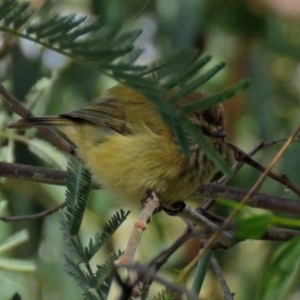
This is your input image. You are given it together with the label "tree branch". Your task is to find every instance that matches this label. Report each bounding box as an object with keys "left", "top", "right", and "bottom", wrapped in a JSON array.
[
  {"left": 198, "top": 183, "right": 300, "bottom": 216},
  {"left": 0, "top": 83, "right": 75, "bottom": 155},
  {"left": 0, "top": 202, "right": 66, "bottom": 222}
]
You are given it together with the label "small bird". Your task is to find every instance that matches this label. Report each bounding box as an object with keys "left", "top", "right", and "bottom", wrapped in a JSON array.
[{"left": 9, "top": 84, "right": 225, "bottom": 209}]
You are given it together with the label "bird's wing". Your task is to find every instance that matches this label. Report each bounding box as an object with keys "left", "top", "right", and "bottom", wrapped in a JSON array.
[{"left": 61, "top": 97, "right": 132, "bottom": 135}]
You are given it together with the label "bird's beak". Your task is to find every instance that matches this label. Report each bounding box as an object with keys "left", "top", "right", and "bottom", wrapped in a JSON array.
[{"left": 210, "top": 130, "right": 226, "bottom": 138}]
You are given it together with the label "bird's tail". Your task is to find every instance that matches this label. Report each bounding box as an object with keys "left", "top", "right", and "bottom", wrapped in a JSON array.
[{"left": 8, "top": 116, "right": 74, "bottom": 129}]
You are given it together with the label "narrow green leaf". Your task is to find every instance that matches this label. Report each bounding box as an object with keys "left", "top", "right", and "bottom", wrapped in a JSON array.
[
  {"left": 236, "top": 214, "right": 272, "bottom": 239},
  {"left": 118, "top": 47, "right": 144, "bottom": 65},
  {"left": 139, "top": 48, "right": 198, "bottom": 80},
  {"left": 169, "top": 62, "right": 226, "bottom": 104},
  {"left": 191, "top": 250, "right": 212, "bottom": 296},
  {"left": 95, "top": 250, "right": 123, "bottom": 287},
  {"left": 13, "top": 7, "right": 35, "bottom": 29},
  {"left": 4, "top": 2, "right": 29, "bottom": 26},
  {"left": 114, "top": 72, "right": 160, "bottom": 90},
  {"left": 173, "top": 120, "right": 191, "bottom": 157},
  {"left": 0, "top": 229, "right": 29, "bottom": 254},
  {"left": 26, "top": 14, "right": 61, "bottom": 34},
  {"left": 83, "top": 290, "right": 100, "bottom": 300},
  {"left": 257, "top": 236, "right": 300, "bottom": 300},
  {"left": 37, "top": 15, "right": 85, "bottom": 39},
  {"left": 85, "top": 210, "right": 130, "bottom": 260},
  {"left": 63, "top": 253, "right": 93, "bottom": 291},
  {"left": 65, "top": 158, "right": 92, "bottom": 236},
  {"left": 111, "top": 29, "right": 143, "bottom": 48},
  {"left": 0, "top": 0, "right": 18, "bottom": 22},
  {"left": 98, "top": 62, "right": 146, "bottom": 72},
  {"left": 180, "top": 117, "right": 232, "bottom": 175},
  {"left": 165, "top": 54, "right": 212, "bottom": 90},
  {"left": 71, "top": 46, "right": 133, "bottom": 60},
  {"left": 181, "top": 79, "right": 251, "bottom": 114},
  {"left": 145, "top": 93, "right": 181, "bottom": 118},
  {"left": 66, "top": 17, "right": 104, "bottom": 39}
]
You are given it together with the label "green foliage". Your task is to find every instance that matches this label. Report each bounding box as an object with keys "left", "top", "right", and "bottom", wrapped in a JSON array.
[
  {"left": 94, "top": 250, "right": 123, "bottom": 294},
  {"left": 0, "top": 0, "right": 251, "bottom": 176},
  {"left": 256, "top": 236, "right": 300, "bottom": 300},
  {"left": 190, "top": 250, "right": 212, "bottom": 296},
  {"left": 62, "top": 158, "right": 129, "bottom": 299},
  {"left": 65, "top": 158, "right": 92, "bottom": 236},
  {"left": 151, "top": 290, "right": 175, "bottom": 300},
  {"left": 236, "top": 214, "right": 272, "bottom": 239},
  {"left": 85, "top": 210, "right": 130, "bottom": 261}
]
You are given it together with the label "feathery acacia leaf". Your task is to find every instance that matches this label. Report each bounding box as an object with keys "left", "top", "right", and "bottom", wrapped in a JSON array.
[
  {"left": 164, "top": 53, "right": 212, "bottom": 89},
  {"left": 63, "top": 253, "right": 94, "bottom": 291},
  {"left": 65, "top": 158, "right": 92, "bottom": 236},
  {"left": 82, "top": 290, "right": 100, "bottom": 300},
  {"left": 0, "top": 0, "right": 18, "bottom": 21},
  {"left": 85, "top": 210, "right": 130, "bottom": 261},
  {"left": 95, "top": 250, "right": 123, "bottom": 290},
  {"left": 4, "top": 2, "right": 30, "bottom": 27},
  {"left": 169, "top": 62, "right": 226, "bottom": 104},
  {"left": 151, "top": 289, "right": 174, "bottom": 300},
  {"left": 140, "top": 48, "right": 198, "bottom": 80},
  {"left": 181, "top": 79, "right": 251, "bottom": 114}
]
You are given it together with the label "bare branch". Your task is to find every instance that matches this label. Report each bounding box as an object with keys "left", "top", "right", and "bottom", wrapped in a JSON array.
[
  {"left": 0, "top": 202, "right": 66, "bottom": 222},
  {"left": 198, "top": 183, "right": 300, "bottom": 216},
  {"left": 0, "top": 83, "right": 75, "bottom": 155},
  {"left": 0, "top": 161, "right": 67, "bottom": 185},
  {"left": 261, "top": 227, "right": 300, "bottom": 241},
  {"left": 0, "top": 161, "right": 99, "bottom": 188}
]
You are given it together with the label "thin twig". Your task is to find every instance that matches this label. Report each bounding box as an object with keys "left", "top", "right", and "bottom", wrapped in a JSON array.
[
  {"left": 115, "top": 264, "right": 199, "bottom": 300},
  {"left": 201, "top": 138, "right": 300, "bottom": 210},
  {"left": 111, "top": 192, "right": 160, "bottom": 300},
  {"left": 210, "top": 254, "right": 234, "bottom": 300},
  {"left": 201, "top": 140, "right": 265, "bottom": 210},
  {"left": 116, "top": 192, "right": 160, "bottom": 267},
  {"left": 148, "top": 225, "right": 196, "bottom": 272},
  {"left": 0, "top": 201, "right": 66, "bottom": 222},
  {"left": 0, "top": 83, "right": 75, "bottom": 154},
  {"left": 176, "top": 206, "right": 237, "bottom": 248},
  {"left": 227, "top": 141, "right": 300, "bottom": 196}
]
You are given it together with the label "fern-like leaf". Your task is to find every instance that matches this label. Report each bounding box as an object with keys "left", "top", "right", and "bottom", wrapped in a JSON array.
[
  {"left": 181, "top": 79, "right": 251, "bottom": 114},
  {"left": 3, "top": 1, "right": 31, "bottom": 28},
  {"left": 82, "top": 290, "right": 100, "bottom": 300},
  {"left": 0, "top": 4, "right": 142, "bottom": 68},
  {"left": 65, "top": 158, "right": 92, "bottom": 236},
  {"left": 95, "top": 250, "right": 123, "bottom": 292},
  {"left": 85, "top": 210, "right": 130, "bottom": 261},
  {"left": 168, "top": 62, "right": 226, "bottom": 104},
  {"left": 63, "top": 253, "right": 94, "bottom": 291},
  {"left": 151, "top": 290, "right": 175, "bottom": 300}
]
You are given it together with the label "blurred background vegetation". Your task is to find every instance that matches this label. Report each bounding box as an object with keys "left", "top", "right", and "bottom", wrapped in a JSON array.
[{"left": 1, "top": 0, "right": 300, "bottom": 299}]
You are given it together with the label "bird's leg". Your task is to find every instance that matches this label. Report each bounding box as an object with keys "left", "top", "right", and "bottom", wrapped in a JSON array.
[
  {"left": 111, "top": 191, "right": 160, "bottom": 299},
  {"left": 162, "top": 200, "right": 186, "bottom": 215}
]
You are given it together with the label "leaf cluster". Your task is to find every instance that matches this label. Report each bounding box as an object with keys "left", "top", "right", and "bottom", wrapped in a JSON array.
[{"left": 62, "top": 158, "right": 130, "bottom": 299}]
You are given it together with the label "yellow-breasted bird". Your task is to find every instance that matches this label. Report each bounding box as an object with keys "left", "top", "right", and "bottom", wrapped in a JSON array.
[{"left": 9, "top": 84, "right": 225, "bottom": 209}]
